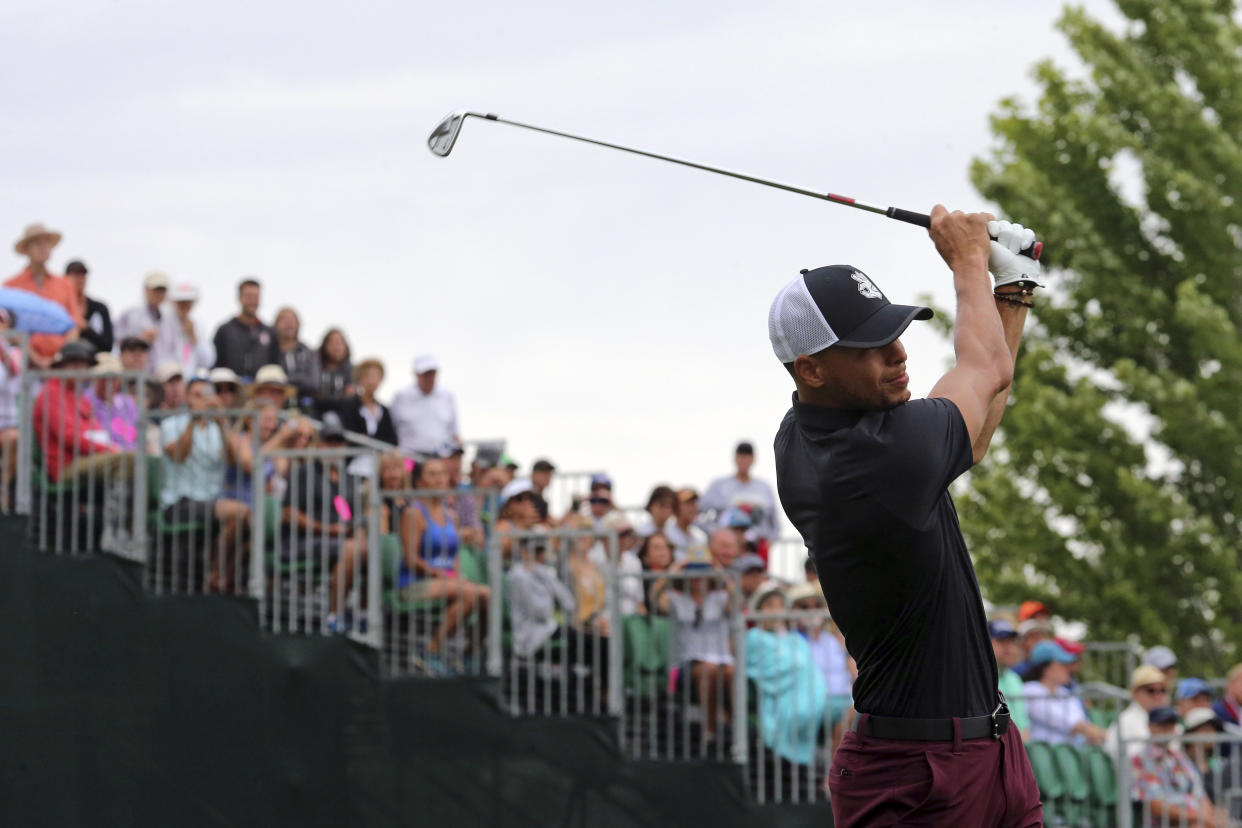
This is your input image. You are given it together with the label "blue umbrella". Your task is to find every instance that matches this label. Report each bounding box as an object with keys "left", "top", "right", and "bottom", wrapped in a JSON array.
[{"left": 0, "top": 287, "right": 76, "bottom": 335}]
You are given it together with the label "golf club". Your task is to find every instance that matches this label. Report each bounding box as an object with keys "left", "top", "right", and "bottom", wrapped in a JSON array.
[{"left": 427, "top": 110, "right": 1042, "bottom": 261}]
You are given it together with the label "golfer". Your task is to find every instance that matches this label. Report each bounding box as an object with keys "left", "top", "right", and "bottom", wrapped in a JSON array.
[{"left": 771, "top": 207, "right": 1043, "bottom": 826}]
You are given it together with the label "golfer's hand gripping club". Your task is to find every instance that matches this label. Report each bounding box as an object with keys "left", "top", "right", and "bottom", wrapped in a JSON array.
[
  {"left": 987, "top": 220, "right": 1043, "bottom": 288},
  {"left": 885, "top": 207, "right": 1043, "bottom": 262}
]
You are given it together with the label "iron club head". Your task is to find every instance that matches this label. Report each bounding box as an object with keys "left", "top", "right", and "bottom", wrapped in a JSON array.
[{"left": 427, "top": 110, "right": 469, "bottom": 157}]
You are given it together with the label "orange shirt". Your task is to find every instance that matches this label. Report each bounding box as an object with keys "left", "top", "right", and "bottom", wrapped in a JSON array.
[{"left": 4, "top": 268, "right": 84, "bottom": 359}]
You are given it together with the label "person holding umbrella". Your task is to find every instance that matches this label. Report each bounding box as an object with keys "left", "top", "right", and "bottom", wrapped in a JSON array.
[{"left": 4, "top": 223, "right": 83, "bottom": 368}]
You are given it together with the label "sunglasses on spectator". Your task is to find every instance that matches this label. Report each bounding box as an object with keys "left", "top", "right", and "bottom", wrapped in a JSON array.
[
  {"left": 1138, "top": 684, "right": 1169, "bottom": 695},
  {"left": 589, "top": 496, "right": 611, "bottom": 506},
  {"left": 510, "top": 492, "right": 534, "bottom": 503}
]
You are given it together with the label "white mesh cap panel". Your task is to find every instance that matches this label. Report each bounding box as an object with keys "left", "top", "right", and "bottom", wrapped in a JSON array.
[{"left": 767, "top": 276, "right": 838, "bottom": 363}]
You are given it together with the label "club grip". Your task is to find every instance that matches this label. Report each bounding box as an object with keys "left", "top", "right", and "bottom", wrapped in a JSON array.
[{"left": 885, "top": 207, "right": 1042, "bottom": 260}]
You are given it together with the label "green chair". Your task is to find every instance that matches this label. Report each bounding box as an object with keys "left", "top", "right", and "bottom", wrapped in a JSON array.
[
  {"left": 1051, "top": 742, "right": 1090, "bottom": 826},
  {"left": 1081, "top": 744, "right": 1117, "bottom": 828},
  {"left": 1026, "top": 741, "right": 1068, "bottom": 826}
]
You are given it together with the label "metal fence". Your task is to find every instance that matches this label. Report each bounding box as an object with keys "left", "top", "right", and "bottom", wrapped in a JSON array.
[
  {"left": 254, "top": 444, "right": 380, "bottom": 644},
  {"left": 1115, "top": 731, "right": 1242, "bottom": 828},
  {"left": 25, "top": 368, "right": 147, "bottom": 557},
  {"left": 499, "top": 528, "right": 622, "bottom": 719},
  {"left": 618, "top": 569, "right": 747, "bottom": 764},
  {"left": 1082, "top": 641, "right": 1144, "bottom": 688},
  {"left": 540, "top": 469, "right": 606, "bottom": 524},
  {"left": 0, "top": 330, "right": 27, "bottom": 516},
  {"left": 767, "top": 536, "right": 810, "bottom": 583}
]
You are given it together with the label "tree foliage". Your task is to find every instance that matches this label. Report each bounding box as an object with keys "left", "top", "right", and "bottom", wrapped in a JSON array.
[{"left": 963, "top": 0, "right": 1242, "bottom": 675}]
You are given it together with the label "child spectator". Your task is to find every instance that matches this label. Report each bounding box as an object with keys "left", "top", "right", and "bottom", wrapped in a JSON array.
[
  {"left": 212, "top": 278, "right": 278, "bottom": 380},
  {"left": 273, "top": 307, "right": 320, "bottom": 405},
  {"left": 64, "top": 260, "right": 112, "bottom": 354},
  {"left": 338, "top": 358, "right": 397, "bottom": 445},
  {"left": 6, "top": 223, "right": 83, "bottom": 368}
]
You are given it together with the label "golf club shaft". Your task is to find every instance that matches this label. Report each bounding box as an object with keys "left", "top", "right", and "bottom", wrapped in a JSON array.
[{"left": 471, "top": 113, "right": 1041, "bottom": 260}]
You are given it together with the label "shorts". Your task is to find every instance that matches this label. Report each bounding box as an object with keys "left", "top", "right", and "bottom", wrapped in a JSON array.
[{"left": 163, "top": 498, "right": 216, "bottom": 528}]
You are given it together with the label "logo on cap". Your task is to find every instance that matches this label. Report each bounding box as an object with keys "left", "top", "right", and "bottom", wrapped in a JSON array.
[{"left": 852, "top": 271, "right": 882, "bottom": 300}]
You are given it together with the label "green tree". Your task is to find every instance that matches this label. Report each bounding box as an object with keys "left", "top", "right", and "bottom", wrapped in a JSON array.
[{"left": 962, "top": 0, "right": 1242, "bottom": 677}]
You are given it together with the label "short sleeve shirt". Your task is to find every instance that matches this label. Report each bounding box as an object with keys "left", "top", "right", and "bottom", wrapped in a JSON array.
[
  {"left": 774, "top": 393, "right": 997, "bottom": 719},
  {"left": 159, "top": 414, "right": 225, "bottom": 506}
]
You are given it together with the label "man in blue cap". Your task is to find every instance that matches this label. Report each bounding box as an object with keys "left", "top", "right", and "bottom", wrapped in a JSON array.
[{"left": 1176, "top": 677, "right": 1215, "bottom": 719}]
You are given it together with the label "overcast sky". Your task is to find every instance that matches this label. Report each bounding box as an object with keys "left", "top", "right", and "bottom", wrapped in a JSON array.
[{"left": 2, "top": 0, "right": 1122, "bottom": 576}]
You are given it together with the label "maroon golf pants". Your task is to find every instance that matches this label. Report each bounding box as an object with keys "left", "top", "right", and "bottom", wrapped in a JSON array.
[{"left": 827, "top": 719, "right": 1043, "bottom": 827}]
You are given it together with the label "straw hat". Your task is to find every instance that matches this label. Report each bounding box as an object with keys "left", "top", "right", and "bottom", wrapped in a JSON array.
[
  {"left": 15, "top": 223, "right": 62, "bottom": 255},
  {"left": 248, "top": 364, "right": 295, "bottom": 398},
  {"left": 92, "top": 353, "right": 123, "bottom": 374}
]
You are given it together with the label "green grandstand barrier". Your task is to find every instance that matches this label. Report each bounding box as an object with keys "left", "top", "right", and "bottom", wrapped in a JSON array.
[
  {"left": 1082, "top": 744, "right": 1118, "bottom": 828},
  {"left": 1026, "top": 741, "right": 1068, "bottom": 826},
  {"left": 1051, "top": 742, "right": 1090, "bottom": 826}
]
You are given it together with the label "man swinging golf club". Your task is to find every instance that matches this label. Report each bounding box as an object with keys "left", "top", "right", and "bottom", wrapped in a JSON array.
[{"left": 772, "top": 207, "right": 1043, "bottom": 827}]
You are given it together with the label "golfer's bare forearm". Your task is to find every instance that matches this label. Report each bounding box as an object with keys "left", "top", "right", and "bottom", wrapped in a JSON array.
[
  {"left": 952, "top": 261, "right": 1014, "bottom": 388},
  {"left": 971, "top": 298, "right": 1029, "bottom": 460}
]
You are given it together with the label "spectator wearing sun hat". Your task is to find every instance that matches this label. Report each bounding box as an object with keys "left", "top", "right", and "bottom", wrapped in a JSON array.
[
  {"left": 248, "top": 364, "right": 296, "bottom": 409},
  {"left": 392, "top": 354, "right": 459, "bottom": 459},
  {"left": 163, "top": 281, "right": 214, "bottom": 379},
  {"left": 1108, "top": 664, "right": 1172, "bottom": 759},
  {"left": 6, "top": 222, "right": 84, "bottom": 368},
  {"left": 115, "top": 271, "right": 179, "bottom": 376}
]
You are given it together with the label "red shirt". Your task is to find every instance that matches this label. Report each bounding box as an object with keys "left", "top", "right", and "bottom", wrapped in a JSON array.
[
  {"left": 4, "top": 268, "right": 84, "bottom": 360},
  {"left": 31, "top": 378, "right": 114, "bottom": 481}
]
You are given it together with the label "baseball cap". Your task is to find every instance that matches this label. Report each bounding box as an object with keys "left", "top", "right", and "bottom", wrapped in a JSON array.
[
  {"left": 500, "top": 478, "right": 533, "bottom": 506},
  {"left": 589, "top": 473, "right": 613, "bottom": 490},
  {"left": 412, "top": 354, "right": 439, "bottom": 374},
  {"left": 1018, "top": 600, "right": 1050, "bottom": 622},
  {"left": 1183, "top": 707, "right": 1223, "bottom": 732},
  {"left": 53, "top": 340, "right": 97, "bottom": 366},
  {"left": 143, "top": 271, "right": 170, "bottom": 290},
  {"left": 1018, "top": 618, "right": 1052, "bottom": 637},
  {"left": 1054, "top": 637, "right": 1085, "bottom": 657},
  {"left": 723, "top": 507, "right": 754, "bottom": 529},
  {"left": 988, "top": 618, "right": 1018, "bottom": 640},
  {"left": 732, "top": 553, "right": 766, "bottom": 573},
  {"left": 500, "top": 453, "right": 519, "bottom": 471},
  {"left": 65, "top": 259, "right": 88, "bottom": 275},
  {"left": 169, "top": 282, "right": 199, "bottom": 301},
  {"left": 768, "top": 265, "right": 932, "bottom": 362},
  {"left": 735, "top": 441, "right": 754, "bottom": 455},
  {"left": 1176, "top": 678, "right": 1213, "bottom": 701},
  {"left": 119, "top": 335, "right": 151, "bottom": 352},
  {"left": 532, "top": 458, "right": 555, "bottom": 473},
  {"left": 1029, "top": 640, "right": 1076, "bottom": 666},
  {"left": 1130, "top": 664, "right": 1168, "bottom": 691},
  {"left": 154, "top": 361, "right": 183, "bottom": 383},
  {"left": 1147, "top": 706, "right": 1180, "bottom": 726},
  {"left": 1144, "top": 645, "right": 1178, "bottom": 670}
]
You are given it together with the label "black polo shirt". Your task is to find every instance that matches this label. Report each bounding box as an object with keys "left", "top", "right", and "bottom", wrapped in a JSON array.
[{"left": 774, "top": 393, "right": 997, "bottom": 719}]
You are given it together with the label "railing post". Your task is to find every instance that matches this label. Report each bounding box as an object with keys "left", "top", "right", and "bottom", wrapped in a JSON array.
[
  {"left": 607, "top": 530, "right": 624, "bottom": 725},
  {"left": 364, "top": 451, "right": 381, "bottom": 648},
  {"left": 486, "top": 498, "right": 503, "bottom": 678},
  {"left": 250, "top": 441, "right": 267, "bottom": 613},
  {"left": 130, "top": 376, "right": 148, "bottom": 560},
  {"left": 731, "top": 573, "right": 748, "bottom": 766},
  {"left": 15, "top": 340, "right": 32, "bottom": 516}
]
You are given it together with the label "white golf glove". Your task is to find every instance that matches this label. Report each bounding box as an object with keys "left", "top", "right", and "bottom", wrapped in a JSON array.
[{"left": 988, "top": 220, "right": 1044, "bottom": 289}]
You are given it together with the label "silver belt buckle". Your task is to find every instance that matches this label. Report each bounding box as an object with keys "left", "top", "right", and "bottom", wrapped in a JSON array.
[{"left": 990, "top": 702, "right": 1005, "bottom": 740}]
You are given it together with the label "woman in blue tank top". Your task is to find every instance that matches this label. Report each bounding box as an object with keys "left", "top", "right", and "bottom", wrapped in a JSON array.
[{"left": 398, "top": 459, "right": 490, "bottom": 664}]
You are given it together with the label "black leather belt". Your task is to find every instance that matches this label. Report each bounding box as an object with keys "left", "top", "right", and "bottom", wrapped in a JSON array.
[{"left": 851, "top": 702, "right": 1010, "bottom": 741}]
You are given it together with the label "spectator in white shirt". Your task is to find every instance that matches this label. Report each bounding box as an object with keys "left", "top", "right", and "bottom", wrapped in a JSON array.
[
  {"left": 392, "top": 354, "right": 459, "bottom": 459},
  {"left": 664, "top": 488, "right": 709, "bottom": 561},
  {"left": 166, "top": 282, "right": 215, "bottom": 379},
  {"left": 636, "top": 485, "right": 676, "bottom": 539},
  {"left": 114, "top": 271, "right": 179, "bottom": 376},
  {"left": 700, "top": 441, "right": 778, "bottom": 542},
  {"left": 1107, "top": 664, "right": 1172, "bottom": 759},
  {"left": 1022, "top": 640, "right": 1107, "bottom": 746}
]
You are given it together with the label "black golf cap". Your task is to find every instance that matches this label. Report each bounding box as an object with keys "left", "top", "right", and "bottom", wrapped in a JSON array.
[
  {"left": 768, "top": 265, "right": 933, "bottom": 361},
  {"left": 65, "top": 260, "right": 88, "bottom": 275}
]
